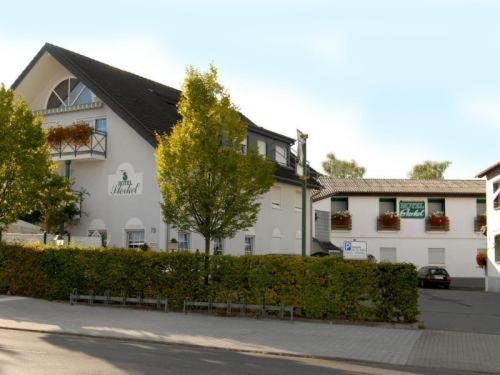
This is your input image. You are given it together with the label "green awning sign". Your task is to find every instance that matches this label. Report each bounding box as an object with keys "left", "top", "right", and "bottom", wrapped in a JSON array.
[{"left": 400, "top": 201, "right": 425, "bottom": 219}]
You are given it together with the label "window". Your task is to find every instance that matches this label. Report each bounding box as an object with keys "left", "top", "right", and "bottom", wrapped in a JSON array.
[
  {"left": 257, "top": 140, "right": 267, "bottom": 156},
  {"left": 379, "top": 198, "right": 396, "bottom": 215},
  {"left": 127, "top": 230, "right": 145, "bottom": 249},
  {"left": 244, "top": 236, "right": 254, "bottom": 255},
  {"left": 494, "top": 182, "right": 500, "bottom": 209},
  {"left": 213, "top": 238, "right": 224, "bottom": 254},
  {"left": 95, "top": 118, "right": 107, "bottom": 134},
  {"left": 275, "top": 145, "right": 287, "bottom": 165},
  {"left": 47, "top": 78, "right": 93, "bottom": 109},
  {"left": 331, "top": 197, "right": 348, "bottom": 213},
  {"left": 178, "top": 232, "right": 190, "bottom": 251},
  {"left": 295, "top": 190, "right": 302, "bottom": 211},
  {"left": 428, "top": 248, "right": 445, "bottom": 265},
  {"left": 496, "top": 235, "right": 500, "bottom": 263},
  {"left": 271, "top": 186, "right": 281, "bottom": 209},
  {"left": 88, "top": 230, "right": 107, "bottom": 247},
  {"left": 380, "top": 247, "right": 397, "bottom": 262},
  {"left": 428, "top": 198, "right": 445, "bottom": 215},
  {"left": 241, "top": 137, "right": 247, "bottom": 154}
]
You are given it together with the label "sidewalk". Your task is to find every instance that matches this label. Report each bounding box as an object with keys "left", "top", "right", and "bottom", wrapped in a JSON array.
[{"left": 0, "top": 295, "right": 499, "bottom": 373}]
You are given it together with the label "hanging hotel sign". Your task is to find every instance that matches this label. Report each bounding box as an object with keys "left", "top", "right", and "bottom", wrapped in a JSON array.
[
  {"left": 108, "top": 163, "right": 143, "bottom": 196},
  {"left": 399, "top": 201, "right": 425, "bottom": 219}
]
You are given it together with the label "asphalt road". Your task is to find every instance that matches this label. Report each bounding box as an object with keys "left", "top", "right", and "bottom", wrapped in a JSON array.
[
  {"left": 0, "top": 329, "right": 482, "bottom": 375},
  {"left": 419, "top": 288, "right": 500, "bottom": 334}
]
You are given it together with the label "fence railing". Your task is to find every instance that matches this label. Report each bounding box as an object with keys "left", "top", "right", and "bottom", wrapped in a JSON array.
[{"left": 50, "top": 131, "right": 107, "bottom": 160}]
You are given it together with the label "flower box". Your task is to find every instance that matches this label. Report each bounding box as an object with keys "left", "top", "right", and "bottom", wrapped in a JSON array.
[
  {"left": 377, "top": 212, "right": 400, "bottom": 231},
  {"left": 474, "top": 214, "right": 487, "bottom": 232},
  {"left": 47, "top": 122, "right": 93, "bottom": 151},
  {"left": 331, "top": 211, "right": 352, "bottom": 230},
  {"left": 426, "top": 211, "right": 450, "bottom": 231}
]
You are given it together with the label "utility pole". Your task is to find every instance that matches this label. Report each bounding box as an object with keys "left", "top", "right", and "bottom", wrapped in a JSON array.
[{"left": 297, "top": 130, "right": 308, "bottom": 257}]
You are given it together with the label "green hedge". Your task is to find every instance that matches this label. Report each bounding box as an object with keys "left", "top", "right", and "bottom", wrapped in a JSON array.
[{"left": 0, "top": 243, "right": 418, "bottom": 322}]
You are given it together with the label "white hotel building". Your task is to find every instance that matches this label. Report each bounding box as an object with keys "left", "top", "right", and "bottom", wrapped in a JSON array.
[
  {"left": 12, "top": 43, "right": 318, "bottom": 255},
  {"left": 312, "top": 177, "right": 487, "bottom": 287},
  {"left": 477, "top": 162, "right": 500, "bottom": 292}
]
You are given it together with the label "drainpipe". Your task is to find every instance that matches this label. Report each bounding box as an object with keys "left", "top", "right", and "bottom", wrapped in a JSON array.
[{"left": 59, "top": 160, "right": 72, "bottom": 238}]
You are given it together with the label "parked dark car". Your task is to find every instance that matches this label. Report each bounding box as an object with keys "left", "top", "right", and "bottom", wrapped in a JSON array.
[{"left": 418, "top": 266, "right": 451, "bottom": 288}]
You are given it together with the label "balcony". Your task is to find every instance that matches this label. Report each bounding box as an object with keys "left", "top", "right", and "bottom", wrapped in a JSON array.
[
  {"left": 377, "top": 213, "right": 401, "bottom": 231},
  {"left": 48, "top": 123, "right": 106, "bottom": 161},
  {"left": 331, "top": 212, "right": 352, "bottom": 230},
  {"left": 474, "top": 214, "right": 487, "bottom": 232},
  {"left": 425, "top": 215, "right": 450, "bottom": 232}
]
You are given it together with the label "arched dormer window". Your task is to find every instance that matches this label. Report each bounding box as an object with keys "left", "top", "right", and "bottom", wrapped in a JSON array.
[{"left": 46, "top": 78, "right": 93, "bottom": 109}]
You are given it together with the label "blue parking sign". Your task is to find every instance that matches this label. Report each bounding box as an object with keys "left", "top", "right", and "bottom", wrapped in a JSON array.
[{"left": 344, "top": 241, "right": 352, "bottom": 251}]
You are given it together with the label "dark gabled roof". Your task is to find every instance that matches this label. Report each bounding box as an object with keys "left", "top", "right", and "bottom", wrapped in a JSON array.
[
  {"left": 477, "top": 161, "right": 500, "bottom": 178},
  {"left": 13, "top": 43, "right": 316, "bottom": 187},
  {"left": 313, "top": 177, "right": 485, "bottom": 201},
  {"left": 12, "top": 43, "right": 294, "bottom": 146}
]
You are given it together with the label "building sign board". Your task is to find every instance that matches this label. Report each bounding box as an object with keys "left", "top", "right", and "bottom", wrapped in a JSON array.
[
  {"left": 399, "top": 201, "right": 425, "bottom": 219},
  {"left": 108, "top": 163, "right": 143, "bottom": 196},
  {"left": 343, "top": 240, "right": 367, "bottom": 260}
]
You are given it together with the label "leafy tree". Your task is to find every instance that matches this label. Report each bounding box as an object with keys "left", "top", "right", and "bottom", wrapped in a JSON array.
[
  {"left": 0, "top": 85, "right": 75, "bottom": 238},
  {"left": 156, "top": 66, "right": 275, "bottom": 255},
  {"left": 408, "top": 161, "right": 451, "bottom": 180},
  {"left": 0, "top": 86, "right": 62, "bottom": 239},
  {"left": 322, "top": 153, "right": 366, "bottom": 178}
]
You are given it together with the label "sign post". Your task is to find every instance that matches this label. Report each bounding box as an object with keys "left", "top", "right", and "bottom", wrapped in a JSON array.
[
  {"left": 296, "top": 130, "right": 308, "bottom": 257},
  {"left": 343, "top": 240, "right": 368, "bottom": 260}
]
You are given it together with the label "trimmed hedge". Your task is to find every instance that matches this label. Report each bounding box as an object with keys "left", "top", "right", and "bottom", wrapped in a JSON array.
[{"left": 0, "top": 243, "right": 418, "bottom": 322}]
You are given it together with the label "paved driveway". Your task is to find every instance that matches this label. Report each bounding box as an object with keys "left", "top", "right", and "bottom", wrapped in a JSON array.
[{"left": 419, "top": 288, "right": 500, "bottom": 334}]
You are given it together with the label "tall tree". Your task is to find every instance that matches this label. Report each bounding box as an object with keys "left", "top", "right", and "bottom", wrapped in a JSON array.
[
  {"left": 408, "top": 161, "right": 451, "bottom": 180},
  {"left": 0, "top": 86, "right": 62, "bottom": 239},
  {"left": 156, "top": 66, "right": 275, "bottom": 255},
  {"left": 322, "top": 153, "right": 366, "bottom": 178}
]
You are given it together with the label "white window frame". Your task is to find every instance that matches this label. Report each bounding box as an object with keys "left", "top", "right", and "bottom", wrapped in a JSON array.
[
  {"left": 380, "top": 247, "right": 397, "bottom": 263},
  {"left": 271, "top": 186, "right": 281, "bottom": 209},
  {"left": 178, "top": 232, "right": 190, "bottom": 251},
  {"left": 275, "top": 145, "right": 287, "bottom": 165},
  {"left": 213, "top": 238, "right": 224, "bottom": 254},
  {"left": 244, "top": 236, "right": 254, "bottom": 255},
  {"left": 126, "top": 230, "right": 145, "bottom": 249},
  {"left": 428, "top": 248, "right": 445, "bottom": 265},
  {"left": 257, "top": 140, "right": 267, "bottom": 156},
  {"left": 95, "top": 118, "right": 107, "bottom": 134}
]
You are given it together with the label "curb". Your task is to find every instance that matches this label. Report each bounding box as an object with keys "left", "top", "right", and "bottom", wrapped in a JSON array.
[{"left": 0, "top": 326, "right": 492, "bottom": 375}]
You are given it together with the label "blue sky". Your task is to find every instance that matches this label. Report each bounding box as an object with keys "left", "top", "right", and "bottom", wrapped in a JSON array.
[{"left": 1, "top": 0, "right": 498, "bottom": 178}]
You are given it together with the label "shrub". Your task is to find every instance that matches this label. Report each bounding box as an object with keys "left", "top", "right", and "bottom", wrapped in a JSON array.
[{"left": 0, "top": 243, "right": 419, "bottom": 322}]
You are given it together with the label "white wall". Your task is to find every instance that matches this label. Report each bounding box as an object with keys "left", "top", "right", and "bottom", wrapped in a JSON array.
[
  {"left": 170, "top": 181, "right": 312, "bottom": 255},
  {"left": 16, "top": 55, "right": 312, "bottom": 255},
  {"left": 485, "top": 169, "right": 500, "bottom": 291},
  {"left": 313, "top": 195, "right": 487, "bottom": 278}
]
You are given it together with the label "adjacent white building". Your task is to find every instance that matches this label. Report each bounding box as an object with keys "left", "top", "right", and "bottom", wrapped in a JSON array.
[
  {"left": 12, "top": 43, "right": 317, "bottom": 255},
  {"left": 312, "top": 177, "right": 487, "bottom": 287},
  {"left": 477, "top": 162, "right": 500, "bottom": 292}
]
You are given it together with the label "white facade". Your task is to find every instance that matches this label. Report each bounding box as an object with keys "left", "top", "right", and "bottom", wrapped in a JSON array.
[
  {"left": 313, "top": 194, "right": 487, "bottom": 283},
  {"left": 13, "top": 48, "right": 312, "bottom": 255},
  {"left": 479, "top": 163, "right": 500, "bottom": 292}
]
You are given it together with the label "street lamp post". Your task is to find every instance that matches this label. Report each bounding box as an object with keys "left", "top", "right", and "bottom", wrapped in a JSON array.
[{"left": 296, "top": 130, "right": 308, "bottom": 257}]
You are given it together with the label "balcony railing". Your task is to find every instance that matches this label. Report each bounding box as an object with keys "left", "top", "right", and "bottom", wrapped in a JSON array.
[
  {"left": 474, "top": 215, "right": 487, "bottom": 232},
  {"left": 331, "top": 213, "right": 352, "bottom": 230},
  {"left": 425, "top": 215, "right": 450, "bottom": 232},
  {"left": 377, "top": 214, "right": 401, "bottom": 231},
  {"left": 50, "top": 131, "right": 107, "bottom": 161}
]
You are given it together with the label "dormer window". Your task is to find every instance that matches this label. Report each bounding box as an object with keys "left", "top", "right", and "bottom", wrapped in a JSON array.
[
  {"left": 275, "top": 145, "right": 287, "bottom": 165},
  {"left": 47, "top": 78, "right": 93, "bottom": 109}
]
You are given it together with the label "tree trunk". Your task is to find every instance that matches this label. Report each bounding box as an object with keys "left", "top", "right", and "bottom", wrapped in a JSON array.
[
  {"left": 0, "top": 229, "right": 2, "bottom": 243},
  {"left": 204, "top": 235, "right": 210, "bottom": 285}
]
